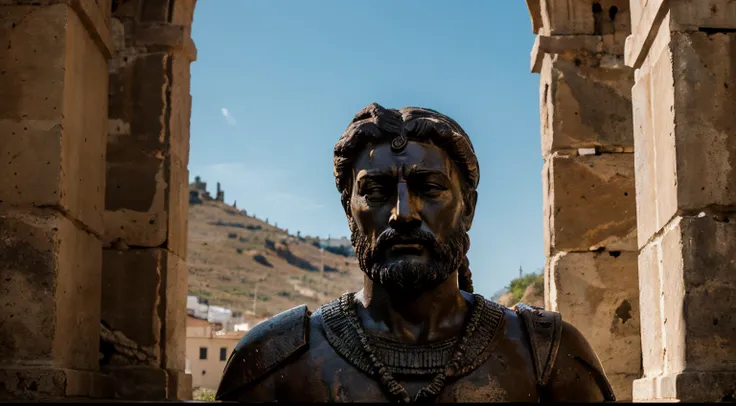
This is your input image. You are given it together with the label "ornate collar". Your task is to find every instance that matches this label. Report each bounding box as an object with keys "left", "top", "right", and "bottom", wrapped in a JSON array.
[{"left": 320, "top": 292, "right": 505, "bottom": 377}]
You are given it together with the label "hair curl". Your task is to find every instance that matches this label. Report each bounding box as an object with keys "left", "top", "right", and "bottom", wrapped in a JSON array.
[{"left": 333, "top": 103, "right": 479, "bottom": 293}]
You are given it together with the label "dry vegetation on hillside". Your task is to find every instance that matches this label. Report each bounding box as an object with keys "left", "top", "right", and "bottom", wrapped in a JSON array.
[
  {"left": 187, "top": 200, "right": 363, "bottom": 318},
  {"left": 496, "top": 273, "right": 544, "bottom": 308}
]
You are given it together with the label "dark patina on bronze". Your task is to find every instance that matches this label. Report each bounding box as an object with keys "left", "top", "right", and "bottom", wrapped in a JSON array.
[
  {"left": 320, "top": 292, "right": 503, "bottom": 402},
  {"left": 216, "top": 103, "right": 617, "bottom": 403},
  {"left": 390, "top": 133, "right": 409, "bottom": 152}
]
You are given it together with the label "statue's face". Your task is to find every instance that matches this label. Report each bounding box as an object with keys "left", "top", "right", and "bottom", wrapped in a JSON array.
[{"left": 349, "top": 140, "right": 471, "bottom": 296}]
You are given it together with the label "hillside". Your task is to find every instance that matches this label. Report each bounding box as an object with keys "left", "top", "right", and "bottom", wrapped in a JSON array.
[
  {"left": 496, "top": 273, "right": 544, "bottom": 308},
  {"left": 186, "top": 193, "right": 363, "bottom": 319}
]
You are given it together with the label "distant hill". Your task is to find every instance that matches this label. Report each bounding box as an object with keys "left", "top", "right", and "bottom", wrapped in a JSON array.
[
  {"left": 495, "top": 273, "right": 544, "bottom": 308},
  {"left": 186, "top": 184, "right": 363, "bottom": 319}
]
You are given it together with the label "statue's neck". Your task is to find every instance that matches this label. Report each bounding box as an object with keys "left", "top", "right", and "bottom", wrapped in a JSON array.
[{"left": 354, "top": 273, "right": 469, "bottom": 344}]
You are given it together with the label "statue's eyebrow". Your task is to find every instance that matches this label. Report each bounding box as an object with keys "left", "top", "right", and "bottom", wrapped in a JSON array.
[
  {"left": 355, "top": 168, "right": 396, "bottom": 184},
  {"left": 404, "top": 167, "right": 450, "bottom": 181}
]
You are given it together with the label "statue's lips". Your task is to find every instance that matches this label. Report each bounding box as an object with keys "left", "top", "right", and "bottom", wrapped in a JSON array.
[{"left": 388, "top": 243, "right": 425, "bottom": 255}]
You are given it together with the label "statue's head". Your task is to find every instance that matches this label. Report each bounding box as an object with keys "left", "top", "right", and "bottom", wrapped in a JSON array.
[{"left": 334, "top": 103, "right": 479, "bottom": 297}]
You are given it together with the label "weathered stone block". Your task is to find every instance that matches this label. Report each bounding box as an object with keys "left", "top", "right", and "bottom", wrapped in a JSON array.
[
  {"left": 631, "top": 66, "right": 657, "bottom": 248},
  {"left": 634, "top": 32, "right": 736, "bottom": 242},
  {"left": 546, "top": 154, "right": 637, "bottom": 252},
  {"left": 638, "top": 215, "right": 736, "bottom": 378},
  {"left": 0, "top": 367, "right": 113, "bottom": 401},
  {"left": 677, "top": 216, "right": 736, "bottom": 372},
  {"left": 138, "top": 0, "right": 172, "bottom": 22},
  {"left": 634, "top": 371, "right": 736, "bottom": 402},
  {"left": 106, "top": 48, "right": 194, "bottom": 248},
  {"left": 0, "top": 4, "right": 107, "bottom": 234},
  {"left": 548, "top": 251, "right": 641, "bottom": 378},
  {"left": 0, "top": 5, "right": 65, "bottom": 121},
  {"left": 526, "top": 0, "right": 543, "bottom": 34},
  {"left": 101, "top": 248, "right": 187, "bottom": 373},
  {"left": 625, "top": 0, "right": 668, "bottom": 68},
  {"left": 103, "top": 366, "right": 168, "bottom": 400},
  {"left": 628, "top": 0, "right": 647, "bottom": 31},
  {"left": 541, "top": 160, "right": 552, "bottom": 256},
  {"left": 607, "top": 373, "right": 638, "bottom": 402},
  {"left": 170, "top": 0, "right": 196, "bottom": 26},
  {"left": 104, "top": 158, "right": 168, "bottom": 247},
  {"left": 108, "top": 53, "right": 168, "bottom": 164},
  {"left": 672, "top": 32, "right": 736, "bottom": 211},
  {"left": 167, "top": 369, "right": 192, "bottom": 400},
  {"left": 639, "top": 36, "right": 679, "bottom": 242},
  {"left": 167, "top": 156, "right": 189, "bottom": 257},
  {"left": 89, "top": 0, "right": 113, "bottom": 25},
  {"left": 668, "top": 0, "right": 736, "bottom": 31},
  {"left": 637, "top": 241, "right": 664, "bottom": 377},
  {"left": 0, "top": 209, "right": 101, "bottom": 370},
  {"left": 540, "top": 0, "right": 630, "bottom": 36},
  {"left": 169, "top": 52, "right": 192, "bottom": 164},
  {"left": 101, "top": 248, "right": 164, "bottom": 365},
  {"left": 162, "top": 253, "right": 188, "bottom": 371},
  {"left": 540, "top": 55, "right": 634, "bottom": 155}
]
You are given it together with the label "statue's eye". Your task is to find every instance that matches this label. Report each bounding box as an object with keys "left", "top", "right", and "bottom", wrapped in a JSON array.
[
  {"left": 419, "top": 183, "right": 446, "bottom": 198},
  {"left": 364, "top": 187, "right": 388, "bottom": 202}
]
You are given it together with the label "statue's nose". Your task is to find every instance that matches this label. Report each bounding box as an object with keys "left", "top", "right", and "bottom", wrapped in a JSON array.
[{"left": 388, "top": 182, "right": 421, "bottom": 230}]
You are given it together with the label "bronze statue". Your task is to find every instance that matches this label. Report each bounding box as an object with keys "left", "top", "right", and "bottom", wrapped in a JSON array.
[{"left": 216, "top": 104, "right": 616, "bottom": 402}]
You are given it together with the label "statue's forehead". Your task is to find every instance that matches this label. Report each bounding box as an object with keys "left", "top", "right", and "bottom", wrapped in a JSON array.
[{"left": 353, "top": 141, "right": 451, "bottom": 173}]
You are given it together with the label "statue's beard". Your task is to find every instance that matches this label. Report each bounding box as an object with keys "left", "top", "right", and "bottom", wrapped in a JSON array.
[{"left": 351, "top": 224, "right": 469, "bottom": 297}]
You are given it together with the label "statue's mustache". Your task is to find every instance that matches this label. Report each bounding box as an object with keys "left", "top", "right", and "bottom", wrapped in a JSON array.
[{"left": 373, "top": 228, "right": 438, "bottom": 256}]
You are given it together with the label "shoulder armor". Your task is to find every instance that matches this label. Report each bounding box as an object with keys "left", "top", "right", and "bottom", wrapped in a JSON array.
[
  {"left": 216, "top": 305, "right": 311, "bottom": 400},
  {"left": 513, "top": 303, "right": 563, "bottom": 387}
]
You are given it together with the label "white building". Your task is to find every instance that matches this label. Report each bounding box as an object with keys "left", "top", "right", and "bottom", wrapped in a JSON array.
[
  {"left": 186, "top": 295, "right": 209, "bottom": 320},
  {"left": 207, "top": 305, "right": 232, "bottom": 329}
]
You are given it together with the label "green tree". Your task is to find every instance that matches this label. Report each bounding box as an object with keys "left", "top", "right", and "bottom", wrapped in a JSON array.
[{"left": 505, "top": 272, "right": 543, "bottom": 304}]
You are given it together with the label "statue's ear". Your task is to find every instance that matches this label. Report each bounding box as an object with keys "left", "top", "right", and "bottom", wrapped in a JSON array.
[
  {"left": 342, "top": 193, "right": 355, "bottom": 223},
  {"left": 463, "top": 190, "right": 478, "bottom": 231}
]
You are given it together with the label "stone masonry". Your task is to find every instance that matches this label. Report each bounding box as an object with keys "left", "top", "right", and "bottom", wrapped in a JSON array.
[
  {"left": 0, "top": 1, "right": 114, "bottom": 400},
  {"left": 626, "top": 0, "right": 736, "bottom": 401},
  {"left": 102, "top": 0, "right": 196, "bottom": 400},
  {"left": 527, "top": 0, "right": 642, "bottom": 400},
  {"left": 0, "top": 0, "right": 196, "bottom": 401}
]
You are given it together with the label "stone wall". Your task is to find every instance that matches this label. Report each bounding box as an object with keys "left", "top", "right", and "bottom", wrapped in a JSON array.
[
  {"left": 527, "top": 0, "right": 642, "bottom": 400},
  {"left": 0, "top": 0, "right": 196, "bottom": 400},
  {"left": 626, "top": 0, "right": 736, "bottom": 401},
  {"left": 102, "top": 0, "right": 197, "bottom": 400},
  {"left": 0, "top": 1, "right": 114, "bottom": 400}
]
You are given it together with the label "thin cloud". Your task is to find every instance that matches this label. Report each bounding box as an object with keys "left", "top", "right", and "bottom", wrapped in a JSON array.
[
  {"left": 199, "top": 163, "right": 325, "bottom": 212},
  {"left": 221, "top": 107, "right": 237, "bottom": 126}
]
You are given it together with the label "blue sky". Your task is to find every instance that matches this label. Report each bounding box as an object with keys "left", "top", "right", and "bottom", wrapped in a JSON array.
[{"left": 189, "top": 1, "right": 542, "bottom": 298}]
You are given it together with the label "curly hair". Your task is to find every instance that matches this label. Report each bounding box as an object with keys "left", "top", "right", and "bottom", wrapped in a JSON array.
[{"left": 333, "top": 103, "right": 480, "bottom": 293}]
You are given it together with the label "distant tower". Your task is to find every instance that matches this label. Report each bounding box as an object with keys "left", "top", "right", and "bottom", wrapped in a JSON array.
[
  {"left": 216, "top": 182, "right": 225, "bottom": 202},
  {"left": 519, "top": 266, "right": 523, "bottom": 278},
  {"left": 193, "top": 175, "right": 207, "bottom": 192},
  {"left": 233, "top": 200, "right": 237, "bottom": 209}
]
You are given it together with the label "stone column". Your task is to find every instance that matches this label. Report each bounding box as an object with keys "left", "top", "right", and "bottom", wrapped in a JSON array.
[
  {"left": 0, "top": 0, "right": 113, "bottom": 400},
  {"left": 527, "top": 0, "right": 641, "bottom": 400},
  {"left": 100, "top": 0, "right": 195, "bottom": 400},
  {"left": 626, "top": 0, "right": 736, "bottom": 402}
]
